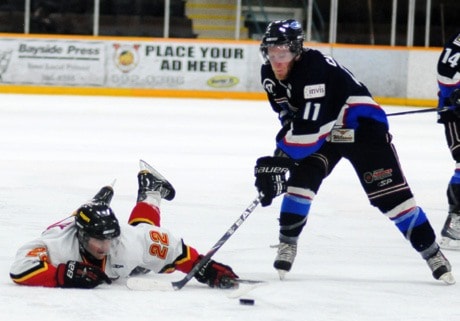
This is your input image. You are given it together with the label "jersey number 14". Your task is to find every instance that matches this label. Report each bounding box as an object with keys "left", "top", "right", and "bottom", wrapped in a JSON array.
[{"left": 441, "top": 48, "right": 460, "bottom": 68}]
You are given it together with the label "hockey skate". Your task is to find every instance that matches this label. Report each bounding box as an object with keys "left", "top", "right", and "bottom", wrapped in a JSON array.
[
  {"left": 90, "top": 181, "right": 115, "bottom": 206},
  {"left": 426, "top": 249, "right": 455, "bottom": 285},
  {"left": 273, "top": 242, "right": 297, "bottom": 280},
  {"left": 137, "top": 159, "right": 176, "bottom": 202},
  {"left": 440, "top": 212, "right": 460, "bottom": 250}
]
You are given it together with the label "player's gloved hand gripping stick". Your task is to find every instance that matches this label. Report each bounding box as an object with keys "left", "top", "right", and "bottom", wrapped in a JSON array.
[
  {"left": 171, "top": 194, "right": 262, "bottom": 290},
  {"left": 127, "top": 194, "right": 263, "bottom": 291}
]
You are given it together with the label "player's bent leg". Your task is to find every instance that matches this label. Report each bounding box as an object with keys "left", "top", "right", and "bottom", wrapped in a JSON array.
[
  {"left": 441, "top": 123, "right": 460, "bottom": 248},
  {"left": 275, "top": 146, "right": 338, "bottom": 280},
  {"left": 348, "top": 141, "right": 454, "bottom": 283},
  {"left": 128, "top": 189, "right": 163, "bottom": 276},
  {"left": 382, "top": 199, "right": 455, "bottom": 284},
  {"left": 128, "top": 201, "right": 161, "bottom": 227}
]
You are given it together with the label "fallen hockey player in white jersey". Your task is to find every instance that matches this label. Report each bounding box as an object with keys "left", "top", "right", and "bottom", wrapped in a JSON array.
[{"left": 10, "top": 160, "right": 238, "bottom": 289}]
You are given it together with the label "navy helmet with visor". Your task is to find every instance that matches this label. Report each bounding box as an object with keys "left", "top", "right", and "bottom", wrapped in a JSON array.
[{"left": 260, "top": 19, "right": 304, "bottom": 63}]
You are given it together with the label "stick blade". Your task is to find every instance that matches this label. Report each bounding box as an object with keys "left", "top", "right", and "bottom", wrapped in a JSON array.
[
  {"left": 126, "top": 277, "right": 174, "bottom": 291},
  {"left": 227, "top": 279, "right": 267, "bottom": 298}
]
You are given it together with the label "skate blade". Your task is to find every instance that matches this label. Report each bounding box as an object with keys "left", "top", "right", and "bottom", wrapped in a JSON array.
[
  {"left": 277, "top": 269, "right": 287, "bottom": 280},
  {"left": 439, "top": 272, "right": 456, "bottom": 285},
  {"left": 440, "top": 237, "right": 460, "bottom": 250}
]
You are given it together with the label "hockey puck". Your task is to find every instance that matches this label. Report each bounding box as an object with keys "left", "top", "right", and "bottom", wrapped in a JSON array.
[{"left": 239, "top": 298, "right": 255, "bottom": 306}]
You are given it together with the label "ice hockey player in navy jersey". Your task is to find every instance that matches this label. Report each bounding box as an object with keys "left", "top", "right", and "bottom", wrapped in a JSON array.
[
  {"left": 10, "top": 160, "right": 238, "bottom": 289},
  {"left": 253, "top": 19, "right": 454, "bottom": 284},
  {"left": 436, "top": 31, "right": 460, "bottom": 249}
]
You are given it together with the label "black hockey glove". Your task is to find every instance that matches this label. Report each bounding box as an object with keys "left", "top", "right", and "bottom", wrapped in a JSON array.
[
  {"left": 56, "top": 260, "right": 112, "bottom": 289},
  {"left": 194, "top": 256, "right": 239, "bottom": 289},
  {"left": 254, "top": 156, "right": 291, "bottom": 207},
  {"left": 450, "top": 88, "right": 460, "bottom": 117}
]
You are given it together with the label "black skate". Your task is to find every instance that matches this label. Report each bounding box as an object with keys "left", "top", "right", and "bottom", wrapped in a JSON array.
[
  {"left": 425, "top": 249, "right": 455, "bottom": 285},
  {"left": 440, "top": 211, "right": 460, "bottom": 250},
  {"left": 137, "top": 159, "right": 176, "bottom": 202},
  {"left": 91, "top": 181, "right": 115, "bottom": 206}
]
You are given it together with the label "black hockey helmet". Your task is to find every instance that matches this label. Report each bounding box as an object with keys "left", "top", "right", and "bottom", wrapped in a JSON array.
[
  {"left": 260, "top": 19, "right": 304, "bottom": 62},
  {"left": 75, "top": 203, "right": 120, "bottom": 242}
]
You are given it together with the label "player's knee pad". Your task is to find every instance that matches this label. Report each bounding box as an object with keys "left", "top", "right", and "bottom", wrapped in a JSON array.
[
  {"left": 369, "top": 189, "right": 414, "bottom": 213},
  {"left": 289, "top": 153, "right": 333, "bottom": 193}
]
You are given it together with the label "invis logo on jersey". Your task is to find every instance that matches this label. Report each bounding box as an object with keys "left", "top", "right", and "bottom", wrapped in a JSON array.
[{"left": 304, "top": 84, "right": 325, "bottom": 99}]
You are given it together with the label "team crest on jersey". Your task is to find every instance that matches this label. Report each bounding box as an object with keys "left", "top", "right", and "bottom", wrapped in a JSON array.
[
  {"left": 263, "top": 78, "right": 276, "bottom": 94},
  {"left": 454, "top": 34, "right": 460, "bottom": 47},
  {"left": 304, "top": 84, "right": 325, "bottom": 99}
]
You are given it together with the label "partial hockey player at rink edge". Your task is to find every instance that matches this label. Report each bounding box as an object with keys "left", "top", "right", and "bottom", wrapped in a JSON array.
[
  {"left": 10, "top": 160, "right": 238, "bottom": 289},
  {"left": 253, "top": 19, "right": 455, "bottom": 284},
  {"left": 436, "top": 31, "right": 460, "bottom": 250}
]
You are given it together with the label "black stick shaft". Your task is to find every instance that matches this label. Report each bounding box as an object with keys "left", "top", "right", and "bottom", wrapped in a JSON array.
[
  {"left": 386, "top": 108, "right": 438, "bottom": 116},
  {"left": 171, "top": 195, "right": 262, "bottom": 290}
]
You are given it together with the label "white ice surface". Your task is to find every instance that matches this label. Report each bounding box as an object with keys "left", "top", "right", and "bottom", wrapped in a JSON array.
[{"left": 0, "top": 94, "right": 459, "bottom": 321}]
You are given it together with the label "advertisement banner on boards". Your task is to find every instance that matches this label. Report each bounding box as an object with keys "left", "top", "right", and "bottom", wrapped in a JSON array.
[
  {"left": 105, "top": 40, "right": 263, "bottom": 92},
  {"left": 0, "top": 37, "right": 263, "bottom": 92},
  {"left": 0, "top": 38, "right": 105, "bottom": 86}
]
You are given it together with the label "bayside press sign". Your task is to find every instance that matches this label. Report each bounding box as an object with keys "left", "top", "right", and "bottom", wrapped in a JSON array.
[{"left": 0, "top": 37, "right": 262, "bottom": 92}]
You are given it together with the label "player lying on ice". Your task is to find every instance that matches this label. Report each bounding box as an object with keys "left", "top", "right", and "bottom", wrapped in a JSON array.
[{"left": 10, "top": 160, "right": 238, "bottom": 289}]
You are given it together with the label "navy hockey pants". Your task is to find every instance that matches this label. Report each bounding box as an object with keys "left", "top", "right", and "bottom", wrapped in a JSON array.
[{"left": 279, "top": 123, "right": 436, "bottom": 253}]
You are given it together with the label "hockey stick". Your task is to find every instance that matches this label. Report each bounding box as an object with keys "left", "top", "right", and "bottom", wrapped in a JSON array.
[
  {"left": 385, "top": 106, "right": 455, "bottom": 117},
  {"left": 171, "top": 194, "right": 262, "bottom": 290},
  {"left": 127, "top": 277, "right": 266, "bottom": 291},
  {"left": 386, "top": 108, "right": 437, "bottom": 116},
  {"left": 127, "top": 277, "right": 267, "bottom": 299},
  {"left": 135, "top": 159, "right": 262, "bottom": 290}
]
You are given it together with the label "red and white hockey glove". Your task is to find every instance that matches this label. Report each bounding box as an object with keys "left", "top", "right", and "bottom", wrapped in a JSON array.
[
  {"left": 194, "top": 256, "right": 239, "bottom": 289},
  {"left": 56, "top": 260, "right": 111, "bottom": 289}
]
